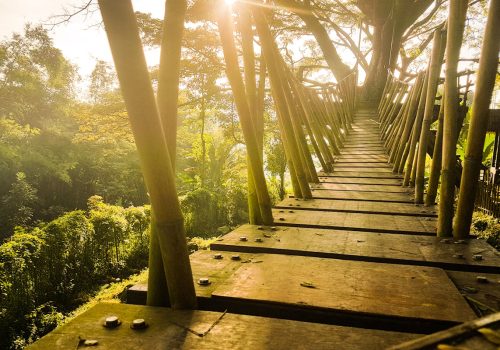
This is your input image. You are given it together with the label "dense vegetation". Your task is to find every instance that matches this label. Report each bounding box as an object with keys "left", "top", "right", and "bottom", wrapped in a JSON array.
[{"left": 0, "top": 25, "right": 287, "bottom": 349}]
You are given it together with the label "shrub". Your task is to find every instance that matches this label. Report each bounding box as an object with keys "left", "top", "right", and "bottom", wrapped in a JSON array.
[{"left": 470, "top": 212, "right": 500, "bottom": 250}]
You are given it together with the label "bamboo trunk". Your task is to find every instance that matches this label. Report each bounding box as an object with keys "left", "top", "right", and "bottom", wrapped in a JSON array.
[
  {"left": 437, "top": 0, "right": 468, "bottom": 237},
  {"left": 237, "top": 5, "right": 263, "bottom": 224},
  {"left": 98, "top": 0, "right": 196, "bottom": 309},
  {"left": 425, "top": 100, "right": 445, "bottom": 206},
  {"left": 454, "top": 0, "right": 500, "bottom": 238},
  {"left": 217, "top": 7, "right": 274, "bottom": 223},
  {"left": 415, "top": 29, "right": 446, "bottom": 204}
]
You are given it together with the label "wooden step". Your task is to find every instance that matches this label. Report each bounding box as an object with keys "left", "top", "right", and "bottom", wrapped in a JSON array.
[
  {"left": 28, "top": 303, "right": 420, "bottom": 350},
  {"left": 276, "top": 198, "right": 436, "bottom": 216},
  {"left": 211, "top": 224, "right": 500, "bottom": 273}
]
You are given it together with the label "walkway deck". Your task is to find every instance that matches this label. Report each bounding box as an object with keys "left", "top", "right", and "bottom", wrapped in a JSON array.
[{"left": 31, "top": 107, "right": 500, "bottom": 349}]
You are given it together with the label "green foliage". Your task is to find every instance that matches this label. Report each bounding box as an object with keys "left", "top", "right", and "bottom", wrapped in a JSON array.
[
  {"left": 0, "top": 197, "right": 150, "bottom": 349},
  {"left": 0, "top": 173, "right": 38, "bottom": 238},
  {"left": 470, "top": 212, "right": 500, "bottom": 250}
]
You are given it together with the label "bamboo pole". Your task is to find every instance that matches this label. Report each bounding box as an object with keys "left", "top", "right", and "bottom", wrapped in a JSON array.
[
  {"left": 146, "top": 0, "right": 188, "bottom": 307},
  {"left": 237, "top": 5, "right": 263, "bottom": 225},
  {"left": 425, "top": 99, "right": 445, "bottom": 205},
  {"left": 98, "top": 0, "right": 196, "bottom": 309},
  {"left": 415, "top": 28, "right": 446, "bottom": 203},
  {"left": 437, "top": 0, "right": 468, "bottom": 237},
  {"left": 217, "top": 6, "right": 274, "bottom": 223},
  {"left": 403, "top": 70, "right": 430, "bottom": 187},
  {"left": 454, "top": 0, "right": 500, "bottom": 238},
  {"left": 253, "top": 9, "right": 312, "bottom": 198}
]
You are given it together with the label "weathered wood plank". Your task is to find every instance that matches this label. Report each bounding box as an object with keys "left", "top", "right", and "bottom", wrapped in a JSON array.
[
  {"left": 332, "top": 166, "right": 394, "bottom": 172},
  {"left": 211, "top": 254, "right": 476, "bottom": 327},
  {"left": 28, "top": 303, "right": 419, "bottom": 350},
  {"left": 311, "top": 183, "right": 410, "bottom": 193},
  {"left": 271, "top": 208, "right": 436, "bottom": 235},
  {"left": 319, "top": 177, "right": 402, "bottom": 185},
  {"left": 276, "top": 198, "right": 436, "bottom": 216},
  {"left": 306, "top": 189, "right": 414, "bottom": 203},
  {"left": 210, "top": 225, "right": 500, "bottom": 273},
  {"left": 447, "top": 270, "right": 500, "bottom": 316},
  {"left": 319, "top": 171, "right": 403, "bottom": 179},
  {"left": 389, "top": 312, "right": 500, "bottom": 350}
]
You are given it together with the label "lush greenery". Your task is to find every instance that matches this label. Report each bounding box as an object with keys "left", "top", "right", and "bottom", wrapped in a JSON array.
[
  {"left": 0, "top": 196, "right": 149, "bottom": 349},
  {"left": 0, "top": 24, "right": 288, "bottom": 349}
]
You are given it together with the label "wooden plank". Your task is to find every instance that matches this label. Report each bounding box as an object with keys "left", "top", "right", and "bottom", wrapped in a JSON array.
[
  {"left": 271, "top": 208, "right": 436, "bottom": 235},
  {"left": 334, "top": 160, "right": 389, "bottom": 164},
  {"left": 307, "top": 189, "right": 414, "bottom": 203},
  {"left": 127, "top": 250, "right": 254, "bottom": 305},
  {"left": 319, "top": 177, "right": 403, "bottom": 185},
  {"left": 342, "top": 146, "right": 385, "bottom": 150},
  {"left": 276, "top": 198, "right": 437, "bottom": 217},
  {"left": 340, "top": 151, "right": 389, "bottom": 155},
  {"left": 211, "top": 225, "right": 500, "bottom": 273},
  {"left": 28, "top": 303, "right": 419, "bottom": 350},
  {"left": 311, "top": 183, "right": 410, "bottom": 193},
  {"left": 211, "top": 254, "right": 476, "bottom": 328},
  {"left": 334, "top": 164, "right": 393, "bottom": 169},
  {"left": 320, "top": 171, "right": 403, "bottom": 179},
  {"left": 389, "top": 312, "right": 500, "bottom": 350},
  {"left": 332, "top": 167, "right": 394, "bottom": 173},
  {"left": 447, "top": 270, "right": 500, "bottom": 315}
]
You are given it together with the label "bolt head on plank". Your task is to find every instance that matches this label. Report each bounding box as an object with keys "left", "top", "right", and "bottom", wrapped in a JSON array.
[
  {"left": 103, "top": 316, "right": 121, "bottom": 328},
  {"left": 131, "top": 318, "right": 148, "bottom": 330}
]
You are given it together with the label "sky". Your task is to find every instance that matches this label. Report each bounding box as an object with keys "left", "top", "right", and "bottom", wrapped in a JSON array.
[{"left": 0, "top": 0, "right": 164, "bottom": 82}]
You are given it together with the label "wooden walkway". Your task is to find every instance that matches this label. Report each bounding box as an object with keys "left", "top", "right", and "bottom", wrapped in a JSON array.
[{"left": 32, "top": 107, "right": 500, "bottom": 349}]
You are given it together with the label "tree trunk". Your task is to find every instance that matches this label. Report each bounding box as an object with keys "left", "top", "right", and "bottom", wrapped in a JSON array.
[
  {"left": 98, "top": 0, "right": 196, "bottom": 309},
  {"left": 415, "top": 28, "right": 446, "bottom": 203},
  {"left": 217, "top": 6, "right": 274, "bottom": 224},
  {"left": 437, "top": 0, "right": 468, "bottom": 237},
  {"left": 454, "top": 0, "right": 500, "bottom": 238}
]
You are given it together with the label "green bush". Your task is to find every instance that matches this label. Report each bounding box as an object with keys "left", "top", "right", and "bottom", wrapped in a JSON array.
[
  {"left": 0, "top": 196, "right": 150, "bottom": 349},
  {"left": 470, "top": 212, "right": 500, "bottom": 250}
]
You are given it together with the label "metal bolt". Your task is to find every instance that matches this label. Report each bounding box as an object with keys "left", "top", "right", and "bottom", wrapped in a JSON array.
[
  {"left": 239, "top": 236, "right": 248, "bottom": 242},
  {"left": 271, "top": 226, "right": 278, "bottom": 231},
  {"left": 131, "top": 318, "right": 148, "bottom": 330},
  {"left": 453, "top": 253, "right": 464, "bottom": 259},
  {"left": 198, "top": 277, "right": 211, "bottom": 286},
  {"left": 231, "top": 255, "right": 241, "bottom": 261},
  {"left": 213, "top": 254, "right": 223, "bottom": 260},
  {"left": 473, "top": 254, "right": 483, "bottom": 261},
  {"left": 104, "top": 316, "right": 121, "bottom": 328},
  {"left": 83, "top": 340, "right": 99, "bottom": 346},
  {"left": 257, "top": 226, "right": 264, "bottom": 230},
  {"left": 288, "top": 210, "right": 294, "bottom": 213},
  {"left": 279, "top": 210, "right": 284, "bottom": 213},
  {"left": 279, "top": 218, "right": 285, "bottom": 221},
  {"left": 296, "top": 204, "right": 301, "bottom": 207},
  {"left": 477, "top": 276, "right": 489, "bottom": 283}
]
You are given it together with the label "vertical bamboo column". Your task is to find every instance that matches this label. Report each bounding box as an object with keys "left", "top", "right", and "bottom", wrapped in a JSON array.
[
  {"left": 98, "top": 0, "right": 196, "bottom": 309},
  {"left": 437, "top": 0, "right": 468, "bottom": 236},
  {"left": 253, "top": 9, "right": 312, "bottom": 198},
  {"left": 217, "top": 5, "right": 274, "bottom": 224},
  {"left": 237, "top": 5, "right": 263, "bottom": 224},
  {"left": 415, "top": 28, "right": 446, "bottom": 203},
  {"left": 147, "top": 0, "right": 188, "bottom": 307},
  {"left": 403, "top": 71, "right": 429, "bottom": 187},
  {"left": 425, "top": 99, "right": 445, "bottom": 205},
  {"left": 454, "top": 0, "right": 500, "bottom": 238}
]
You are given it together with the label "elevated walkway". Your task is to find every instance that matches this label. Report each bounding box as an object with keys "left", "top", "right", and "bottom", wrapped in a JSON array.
[{"left": 30, "top": 106, "right": 500, "bottom": 349}]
